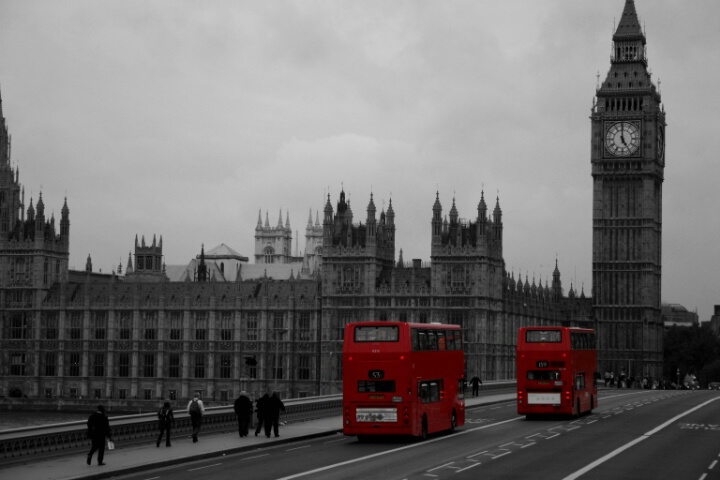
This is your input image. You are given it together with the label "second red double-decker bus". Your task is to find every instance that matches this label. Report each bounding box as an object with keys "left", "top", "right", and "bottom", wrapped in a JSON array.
[
  {"left": 342, "top": 321, "right": 465, "bottom": 440},
  {"left": 517, "top": 326, "right": 597, "bottom": 418}
]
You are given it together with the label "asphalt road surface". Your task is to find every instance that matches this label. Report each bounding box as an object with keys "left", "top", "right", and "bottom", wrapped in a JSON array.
[{"left": 119, "top": 389, "right": 720, "bottom": 480}]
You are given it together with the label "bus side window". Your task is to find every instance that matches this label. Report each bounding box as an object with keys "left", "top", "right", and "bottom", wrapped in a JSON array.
[
  {"left": 428, "top": 331, "right": 438, "bottom": 350},
  {"left": 419, "top": 382, "right": 429, "bottom": 403},
  {"left": 446, "top": 331, "right": 458, "bottom": 350},
  {"left": 437, "top": 331, "right": 446, "bottom": 350},
  {"left": 411, "top": 329, "right": 419, "bottom": 351},
  {"left": 418, "top": 331, "right": 428, "bottom": 350},
  {"left": 575, "top": 373, "right": 585, "bottom": 390},
  {"left": 429, "top": 382, "right": 440, "bottom": 402}
]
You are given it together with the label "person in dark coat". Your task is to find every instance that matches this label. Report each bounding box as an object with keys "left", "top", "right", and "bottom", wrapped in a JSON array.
[
  {"left": 265, "top": 391, "right": 286, "bottom": 438},
  {"left": 86, "top": 404, "right": 112, "bottom": 466},
  {"left": 470, "top": 375, "right": 483, "bottom": 397},
  {"left": 254, "top": 393, "right": 270, "bottom": 437},
  {"left": 156, "top": 401, "right": 175, "bottom": 447},
  {"left": 234, "top": 391, "right": 253, "bottom": 437}
]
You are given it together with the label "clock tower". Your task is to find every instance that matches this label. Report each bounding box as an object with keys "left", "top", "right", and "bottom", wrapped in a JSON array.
[{"left": 591, "top": 0, "right": 665, "bottom": 379}]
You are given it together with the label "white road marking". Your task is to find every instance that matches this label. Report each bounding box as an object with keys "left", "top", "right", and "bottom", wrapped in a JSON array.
[
  {"left": 456, "top": 462, "right": 482, "bottom": 473},
  {"left": 275, "top": 417, "right": 522, "bottom": 479},
  {"left": 323, "top": 438, "right": 348, "bottom": 444},
  {"left": 187, "top": 463, "right": 222, "bottom": 471},
  {"left": 427, "top": 462, "right": 454, "bottom": 472},
  {"left": 709, "top": 460, "right": 717, "bottom": 470},
  {"left": 239, "top": 454, "right": 270, "bottom": 461},
  {"left": 562, "top": 396, "right": 720, "bottom": 480},
  {"left": 286, "top": 445, "right": 311, "bottom": 451}
]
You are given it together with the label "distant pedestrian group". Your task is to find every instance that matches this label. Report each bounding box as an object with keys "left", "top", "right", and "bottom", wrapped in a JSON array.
[
  {"left": 255, "top": 391, "right": 286, "bottom": 438},
  {"left": 84, "top": 390, "right": 288, "bottom": 464}
]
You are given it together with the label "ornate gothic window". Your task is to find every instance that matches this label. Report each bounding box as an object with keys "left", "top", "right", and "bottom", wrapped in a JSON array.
[
  {"left": 169, "top": 312, "right": 182, "bottom": 340},
  {"left": 219, "top": 353, "right": 232, "bottom": 379},
  {"left": 264, "top": 246, "right": 275, "bottom": 263},
  {"left": 168, "top": 354, "right": 180, "bottom": 378},
  {"left": 94, "top": 312, "right": 107, "bottom": 340}
]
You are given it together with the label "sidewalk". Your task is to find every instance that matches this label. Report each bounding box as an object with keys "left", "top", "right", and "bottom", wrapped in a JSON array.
[{"left": 2, "top": 392, "right": 514, "bottom": 480}]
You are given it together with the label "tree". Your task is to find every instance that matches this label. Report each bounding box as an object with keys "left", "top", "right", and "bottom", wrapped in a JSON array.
[{"left": 664, "top": 324, "right": 720, "bottom": 386}]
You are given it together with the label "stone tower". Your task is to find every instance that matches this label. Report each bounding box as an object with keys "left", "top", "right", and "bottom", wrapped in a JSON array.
[
  {"left": 430, "top": 191, "right": 504, "bottom": 301},
  {"left": 0, "top": 87, "right": 70, "bottom": 394},
  {"left": 303, "top": 209, "right": 323, "bottom": 275},
  {"left": 591, "top": 0, "right": 665, "bottom": 378},
  {"left": 321, "top": 189, "right": 395, "bottom": 300},
  {"left": 254, "top": 209, "right": 293, "bottom": 264},
  {"left": 0, "top": 87, "right": 70, "bottom": 300}
]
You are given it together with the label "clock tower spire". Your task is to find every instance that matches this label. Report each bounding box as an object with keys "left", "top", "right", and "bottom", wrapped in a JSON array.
[{"left": 591, "top": 0, "right": 665, "bottom": 379}]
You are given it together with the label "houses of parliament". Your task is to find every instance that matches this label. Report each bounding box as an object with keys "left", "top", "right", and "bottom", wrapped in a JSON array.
[{"left": 0, "top": 0, "right": 664, "bottom": 404}]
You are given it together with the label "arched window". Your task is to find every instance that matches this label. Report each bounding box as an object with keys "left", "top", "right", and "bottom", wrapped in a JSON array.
[{"left": 264, "top": 247, "right": 275, "bottom": 264}]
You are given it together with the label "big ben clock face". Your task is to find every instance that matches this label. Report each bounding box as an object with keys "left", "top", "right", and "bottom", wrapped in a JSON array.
[{"left": 605, "top": 121, "right": 641, "bottom": 157}]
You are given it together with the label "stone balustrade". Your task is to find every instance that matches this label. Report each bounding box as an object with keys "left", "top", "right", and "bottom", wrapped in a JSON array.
[{"left": 0, "top": 394, "right": 342, "bottom": 464}]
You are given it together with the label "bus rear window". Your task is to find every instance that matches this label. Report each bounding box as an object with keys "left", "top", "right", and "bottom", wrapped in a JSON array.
[
  {"left": 525, "top": 330, "right": 562, "bottom": 343},
  {"left": 354, "top": 326, "right": 399, "bottom": 342},
  {"left": 527, "top": 370, "right": 561, "bottom": 381},
  {"left": 358, "top": 380, "right": 396, "bottom": 393}
]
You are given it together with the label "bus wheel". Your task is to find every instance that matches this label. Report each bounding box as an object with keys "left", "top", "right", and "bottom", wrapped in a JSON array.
[
  {"left": 590, "top": 396, "right": 595, "bottom": 413},
  {"left": 420, "top": 415, "right": 428, "bottom": 441},
  {"left": 450, "top": 411, "right": 457, "bottom": 433}
]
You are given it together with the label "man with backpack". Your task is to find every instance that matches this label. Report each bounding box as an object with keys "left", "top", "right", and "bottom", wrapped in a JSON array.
[
  {"left": 156, "top": 401, "right": 175, "bottom": 447},
  {"left": 186, "top": 393, "right": 205, "bottom": 443}
]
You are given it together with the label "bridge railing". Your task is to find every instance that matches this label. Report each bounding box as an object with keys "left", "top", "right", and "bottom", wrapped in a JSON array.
[{"left": 0, "top": 394, "right": 342, "bottom": 464}]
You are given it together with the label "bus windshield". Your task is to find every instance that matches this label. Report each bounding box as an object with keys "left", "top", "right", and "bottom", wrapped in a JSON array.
[{"left": 354, "top": 325, "right": 399, "bottom": 342}]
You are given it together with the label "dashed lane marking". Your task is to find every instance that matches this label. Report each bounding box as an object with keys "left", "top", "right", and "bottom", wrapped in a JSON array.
[{"left": 187, "top": 463, "right": 222, "bottom": 471}]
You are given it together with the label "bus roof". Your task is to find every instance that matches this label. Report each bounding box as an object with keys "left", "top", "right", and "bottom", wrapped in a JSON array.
[{"left": 346, "top": 321, "right": 460, "bottom": 329}]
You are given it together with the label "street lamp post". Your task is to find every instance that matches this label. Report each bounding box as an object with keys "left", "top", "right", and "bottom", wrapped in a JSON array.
[{"left": 273, "top": 328, "right": 289, "bottom": 392}]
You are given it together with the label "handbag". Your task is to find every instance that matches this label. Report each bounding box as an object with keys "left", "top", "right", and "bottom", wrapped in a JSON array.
[{"left": 107, "top": 440, "right": 115, "bottom": 450}]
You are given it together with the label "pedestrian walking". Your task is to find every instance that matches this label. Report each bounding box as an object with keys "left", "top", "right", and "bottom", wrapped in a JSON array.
[
  {"left": 470, "top": 375, "right": 482, "bottom": 397},
  {"left": 265, "top": 391, "right": 286, "bottom": 438},
  {"left": 234, "top": 391, "right": 253, "bottom": 437},
  {"left": 186, "top": 393, "right": 205, "bottom": 443},
  {"left": 254, "top": 392, "right": 269, "bottom": 437},
  {"left": 156, "top": 401, "right": 175, "bottom": 447},
  {"left": 86, "top": 404, "right": 112, "bottom": 466}
]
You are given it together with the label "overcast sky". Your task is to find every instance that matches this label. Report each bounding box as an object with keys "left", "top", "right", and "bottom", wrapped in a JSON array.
[{"left": 1, "top": 0, "right": 718, "bottom": 320}]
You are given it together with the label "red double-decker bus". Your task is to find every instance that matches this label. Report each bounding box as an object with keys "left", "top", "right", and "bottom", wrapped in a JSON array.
[
  {"left": 342, "top": 321, "right": 465, "bottom": 440},
  {"left": 516, "top": 326, "right": 597, "bottom": 418}
]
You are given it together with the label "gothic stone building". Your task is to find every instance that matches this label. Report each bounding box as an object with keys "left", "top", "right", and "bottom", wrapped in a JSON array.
[{"left": 1, "top": 1, "right": 667, "bottom": 404}]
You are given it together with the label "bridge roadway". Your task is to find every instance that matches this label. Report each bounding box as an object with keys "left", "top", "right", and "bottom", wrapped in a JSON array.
[
  {"left": 0, "top": 389, "right": 507, "bottom": 480},
  {"left": 3, "top": 388, "right": 720, "bottom": 479}
]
